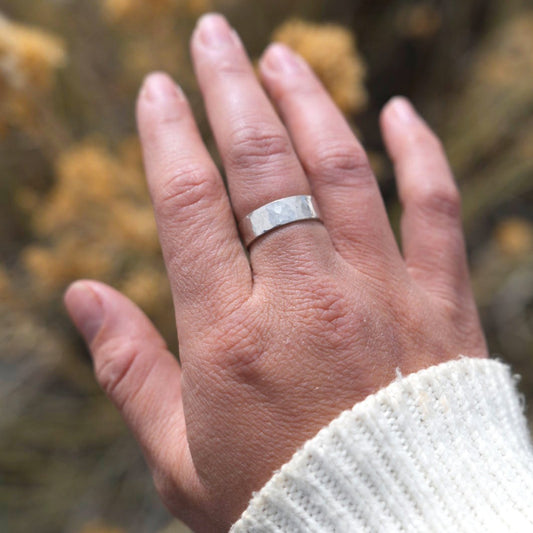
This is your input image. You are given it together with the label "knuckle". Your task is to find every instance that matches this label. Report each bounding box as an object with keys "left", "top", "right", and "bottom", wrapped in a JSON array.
[
  {"left": 440, "top": 295, "right": 464, "bottom": 323},
  {"left": 310, "top": 280, "right": 351, "bottom": 327},
  {"left": 214, "top": 321, "right": 263, "bottom": 370},
  {"left": 158, "top": 165, "right": 217, "bottom": 215},
  {"left": 415, "top": 185, "right": 462, "bottom": 220},
  {"left": 139, "top": 101, "right": 189, "bottom": 140},
  {"left": 207, "top": 305, "right": 267, "bottom": 377},
  {"left": 214, "top": 57, "right": 248, "bottom": 76},
  {"left": 306, "top": 141, "right": 373, "bottom": 187},
  {"left": 94, "top": 337, "right": 143, "bottom": 405},
  {"left": 226, "top": 125, "right": 293, "bottom": 169},
  {"left": 297, "top": 276, "right": 355, "bottom": 351},
  {"left": 274, "top": 74, "right": 320, "bottom": 101},
  {"left": 410, "top": 125, "right": 444, "bottom": 154}
]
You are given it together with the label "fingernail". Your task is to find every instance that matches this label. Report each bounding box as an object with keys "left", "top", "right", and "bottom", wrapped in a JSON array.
[
  {"left": 197, "top": 13, "right": 235, "bottom": 47},
  {"left": 142, "top": 72, "right": 183, "bottom": 102},
  {"left": 390, "top": 96, "right": 416, "bottom": 124},
  {"left": 263, "top": 43, "right": 305, "bottom": 74},
  {"left": 64, "top": 281, "right": 104, "bottom": 344}
]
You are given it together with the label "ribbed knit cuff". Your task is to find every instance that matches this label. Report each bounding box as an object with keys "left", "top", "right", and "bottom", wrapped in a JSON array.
[{"left": 231, "top": 358, "right": 533, "bottom": 532}]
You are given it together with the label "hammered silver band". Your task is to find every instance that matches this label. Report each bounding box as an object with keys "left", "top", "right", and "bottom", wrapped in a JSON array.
[{"left": 239, "top": 195, "right": 322, "bottom": 247}]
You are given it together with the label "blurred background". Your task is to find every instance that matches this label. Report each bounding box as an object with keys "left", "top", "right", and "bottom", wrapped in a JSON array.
[{"left": 0, "top": 0, "right": 532, "bottom": 531}]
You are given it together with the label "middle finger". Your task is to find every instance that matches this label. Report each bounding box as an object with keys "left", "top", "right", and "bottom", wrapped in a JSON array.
[{"left": 191, "top": 14, "right": 334, "bottom": 274}]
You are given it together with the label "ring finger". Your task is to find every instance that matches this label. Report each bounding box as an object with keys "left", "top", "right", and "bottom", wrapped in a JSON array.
[
  {"left": 259, "top": 44, "right": 403, "bottom": 274},
  {"left": 191, "top": 14, "right": 334, "bottom": 274}
]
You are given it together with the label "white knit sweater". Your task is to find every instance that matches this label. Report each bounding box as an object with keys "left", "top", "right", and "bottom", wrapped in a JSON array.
[{"left": 231, "top": 358, "right": 533, "bottom": 532}]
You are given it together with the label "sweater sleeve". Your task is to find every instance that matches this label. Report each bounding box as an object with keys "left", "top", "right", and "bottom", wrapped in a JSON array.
[{"left": 231, "top": 358, "right": 533, "bottom": 532}]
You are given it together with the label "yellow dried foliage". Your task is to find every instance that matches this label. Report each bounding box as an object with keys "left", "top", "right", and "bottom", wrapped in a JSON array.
[
  {"left": 475, "top": 13, "right": 533, "bottom": 87},
  {"left": 444, "top": 11, "right": 533, "bottom": 180},
  {"left": 186, "top": 0, "right": 213, "bottom": 15},
  {"left": 0, "top": 15, "right": 66, "bottom": 88},
  {"left": 101, "top": 0, "right": 176, "bottom": 23},
  {"left": 395, "top": 4, "right": 441, "bottom": 39},
  {"left": 101, "top": 0, "right": 213, "bottom": 24},
  {"left": 0, "top": 14, "right": 66, "bottom": 131},
  {"left": 120, "top": 267, "right": 171, "bottom": 313},
  {"left": 23, "top": 237, "right": 115, "bottom": 291},
  {"left": 21, "top": 139, "right": 169, "bottom": 314},
  {"left": 272, "top": 19, "right": 367, "bottom": 114},
  {"left": 495, "top": 218, "right": 533, "bottom": 257},
  {"left": 122, "top": 28, "right": 189, "bottom": 82}
]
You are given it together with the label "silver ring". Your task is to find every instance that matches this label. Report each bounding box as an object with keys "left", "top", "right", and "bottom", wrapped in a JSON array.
[{"left": 239, "top": 195, "right": 322, "bottom": 247}]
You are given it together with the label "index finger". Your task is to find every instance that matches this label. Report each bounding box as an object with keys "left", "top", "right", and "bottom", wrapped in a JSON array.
[{"left": 136, "top": 72, "right": 251, "bottom": 327}]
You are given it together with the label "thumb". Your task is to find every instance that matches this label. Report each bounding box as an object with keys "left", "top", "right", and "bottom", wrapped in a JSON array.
[{"left": 64, "top": 280, "right": 188, "bottom": 475}]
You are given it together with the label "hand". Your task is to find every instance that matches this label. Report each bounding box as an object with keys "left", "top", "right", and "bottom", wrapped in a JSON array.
[{"left": 65, "top": 13, "right": 488, "bottom": 532}]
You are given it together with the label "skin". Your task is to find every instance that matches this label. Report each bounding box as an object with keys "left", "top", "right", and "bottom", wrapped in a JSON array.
[{"left": 64, "top": 13, "right": 488, "bottom": 533}]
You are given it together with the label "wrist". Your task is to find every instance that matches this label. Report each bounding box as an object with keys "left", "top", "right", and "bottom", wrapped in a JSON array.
[{"left": 232, "top": 358, "right": 533, "bottom": 532}]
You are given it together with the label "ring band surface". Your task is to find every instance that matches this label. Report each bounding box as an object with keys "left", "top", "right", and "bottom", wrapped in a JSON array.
[{"left": 239, "top": 195, "right": 322, "bottom": 247}]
